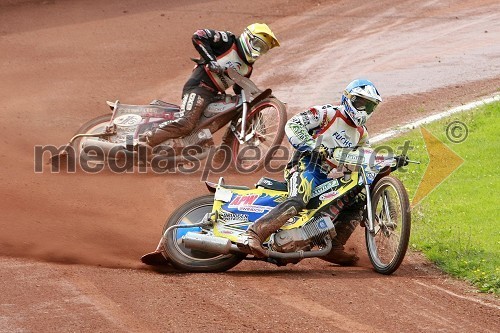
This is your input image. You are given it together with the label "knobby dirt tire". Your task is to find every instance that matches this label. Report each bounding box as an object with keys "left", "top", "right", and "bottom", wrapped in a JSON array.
[
  {"left": 75, "top": 114, "right": 112, "bottom": 134},
  {"left": 229, "top": 97, "right": 287, "bottom": 173},
  {"left": 163, "top": 195, "right": 245, "bottom": 272},
  {"left": 365, "top": 175, "right": 411, "bottom": 275}
]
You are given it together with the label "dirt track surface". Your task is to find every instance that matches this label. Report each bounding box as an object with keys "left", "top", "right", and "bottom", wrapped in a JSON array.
[{"left": 1, "top": 0, "right": 499, "bottom": 332}]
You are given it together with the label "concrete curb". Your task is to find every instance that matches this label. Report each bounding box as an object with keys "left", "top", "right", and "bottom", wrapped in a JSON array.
[{"left": 371, "top": 94, "right": 500, "bottom": 143}]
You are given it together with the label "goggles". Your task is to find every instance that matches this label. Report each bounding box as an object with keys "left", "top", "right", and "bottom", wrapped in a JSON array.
[
  {"left": 352, "top": 96, "right": 378, "bottom": 115},
  {"left": 249, "top": 34, "right": 270, "bottom": 55}
]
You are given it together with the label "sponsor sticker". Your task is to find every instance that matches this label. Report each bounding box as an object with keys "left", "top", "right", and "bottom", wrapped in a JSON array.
[
  {"left": 317, "top": 219, "right": 328, "bottom": 229},
  {"left": 228, "top": 194, "right": 273, "bottom": 213},
  {"left": 311, "top": 179, "right": 339, "bottom": 197},
  {"left": 229, "top": 194, "right": 259, "bottom": 206},
  {"left": 113, "top": 114, "right": 142, "bottom": 127},
  {"left": 319, "top": 191, "right": 339, "bottom": 201},
  {"left": 288, "top": 122, "right": 311, "bottom": 143}
]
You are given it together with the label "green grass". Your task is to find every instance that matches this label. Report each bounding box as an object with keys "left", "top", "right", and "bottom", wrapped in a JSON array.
[{"left": 377, "top": 101, "right": 500, "bottom": 294}]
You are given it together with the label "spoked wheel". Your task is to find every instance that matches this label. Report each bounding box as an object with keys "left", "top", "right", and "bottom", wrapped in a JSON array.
[
  {"left": 365, "top": 176, "right": 411, "bottom": 275},
  {"left": 71, "top": 114, "right": 112, "bottom": 166},
  {"left": 163, "top": 195, "right": 245, "bottom": 272},
  {"left": 229, "top": 97, "right": 287, "bottom": 172}
]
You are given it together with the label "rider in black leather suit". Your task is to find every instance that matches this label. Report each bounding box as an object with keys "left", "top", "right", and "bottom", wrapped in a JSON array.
[{"left": 141, "top": 24, "right": 280, "bottom": 147}]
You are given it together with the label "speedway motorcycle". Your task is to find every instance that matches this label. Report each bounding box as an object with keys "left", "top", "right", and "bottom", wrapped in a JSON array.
[
  {"left": 50, "top": 68, "right": 286, "bottom": 171},
  {"left": 142, "top": 147, "right": 418, "bottom": 275}
]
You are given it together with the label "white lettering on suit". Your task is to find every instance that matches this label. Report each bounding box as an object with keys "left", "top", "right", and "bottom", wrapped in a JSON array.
[
  {"left": 185, "top": 93, "right": 196, "bottom": 112},
  {"left": 208, "top": 45, "right": 251, "bottom": 92}
]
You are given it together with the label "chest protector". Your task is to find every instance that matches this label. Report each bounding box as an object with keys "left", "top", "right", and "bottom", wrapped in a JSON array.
[{"left": 205, "top": 44, "right": 252, "bottom": 92}]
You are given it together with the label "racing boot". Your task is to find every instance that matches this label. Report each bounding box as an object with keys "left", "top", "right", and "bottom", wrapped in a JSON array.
[
  {"left": 133, "top": 134, "right": 155, "bottom": 165},
  {"left": 136, "top": 128, "right": 179, "bottom": 163},
  {"left": 241, "top": 201, "right": 301, "bottom": 258},
  {"left": 321, "top": 209, "right": 362, "bottom": 266}
]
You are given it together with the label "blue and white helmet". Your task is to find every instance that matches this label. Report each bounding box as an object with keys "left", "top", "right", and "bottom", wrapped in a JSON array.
[{"left": 341, "top": 79, "right": 382, "bottom": 127}]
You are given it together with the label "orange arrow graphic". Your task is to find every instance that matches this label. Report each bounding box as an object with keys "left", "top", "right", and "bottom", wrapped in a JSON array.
[{"left": 412, "top": 127, "right": 464, "bottom": 207}]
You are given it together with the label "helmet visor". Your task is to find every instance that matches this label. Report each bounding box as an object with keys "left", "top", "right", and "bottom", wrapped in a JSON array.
[{"left": 352, "top": 97, "right": 378, "bottom": 115}]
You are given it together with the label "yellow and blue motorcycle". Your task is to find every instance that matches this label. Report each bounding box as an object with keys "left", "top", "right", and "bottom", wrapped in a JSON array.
[{"left": 142, "top": 148, "right": 417, "bottom": 275}]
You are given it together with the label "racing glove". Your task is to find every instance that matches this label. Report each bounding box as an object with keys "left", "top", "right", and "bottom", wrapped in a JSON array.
[
  {"left": 392, "top": 155, "right": 409, "bottom": 171},
  {"left": 208, "top": 61, "right": 224, "bottom": 75}
]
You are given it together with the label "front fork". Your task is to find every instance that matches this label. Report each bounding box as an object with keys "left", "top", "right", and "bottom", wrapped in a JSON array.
[
  {"left": 228, "top": 101, "right": 250, "bottom": 144},
  {"left": 361, "top": 167, "right": 375, "bottom": 233},
  {"left": 238, "top": 89, "right": 249, "bottom": 141}
]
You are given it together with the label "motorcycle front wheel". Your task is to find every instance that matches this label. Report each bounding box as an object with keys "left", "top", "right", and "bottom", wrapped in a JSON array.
[
  {"left": 365, "top": 176, "right": 411, "bottom": 275},
  {"left": 229, "top": 97, "right": 287, "bottom": 172},
  {"left": 163, "top": 195, "right": 245, "bottom": 272}
]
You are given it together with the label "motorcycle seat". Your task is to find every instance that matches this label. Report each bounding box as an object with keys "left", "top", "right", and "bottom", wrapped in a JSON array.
[{"left": 255, "top": 177, "right": 288, "bottom": 192}]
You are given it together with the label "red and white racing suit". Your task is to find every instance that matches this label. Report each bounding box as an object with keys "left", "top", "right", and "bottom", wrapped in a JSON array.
[
  {"left": 285, "top": 103, "right": 369, "bottom": 175},
  {"left": 244, "top": 104, "right": 368, "bottom": 264}
]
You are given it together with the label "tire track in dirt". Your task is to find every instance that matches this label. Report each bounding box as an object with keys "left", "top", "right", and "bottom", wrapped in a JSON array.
[
  {"left": 413, "top": 280, "right": 500, "bottom": 311},
  {"left": 267, "top": 292, "right": 385, "bottom": 333},
  {"left": 61, "top": 277, "right": 152, "bottom": 333},
  {"left": 221, "top": 259, "right": 500, "bottom": 333}
]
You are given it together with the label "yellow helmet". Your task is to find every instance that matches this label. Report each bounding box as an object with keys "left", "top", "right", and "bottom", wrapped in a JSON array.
[{"left": 239, "top": 23, "right": 280, "bottom": 63}]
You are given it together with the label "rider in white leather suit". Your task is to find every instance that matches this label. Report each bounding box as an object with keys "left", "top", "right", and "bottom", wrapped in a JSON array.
[{"left": 244, "top": 79, "right": 383, "bottom": 265}]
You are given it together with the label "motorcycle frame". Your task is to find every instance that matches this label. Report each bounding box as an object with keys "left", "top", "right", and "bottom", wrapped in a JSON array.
[
  {"left": 206, "top": 145, "right": 400, "bottom": 245},
  {"left": 207, "top": 171, "right": 365, "bottom": 244},
  {"left": 70, "top": 67, "right": 269, "bottom": 147}
]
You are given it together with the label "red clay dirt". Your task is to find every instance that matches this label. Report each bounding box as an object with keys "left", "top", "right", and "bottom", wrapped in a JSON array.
[{"left": 0, "top": 0, "right": 499, "bottom": 332}]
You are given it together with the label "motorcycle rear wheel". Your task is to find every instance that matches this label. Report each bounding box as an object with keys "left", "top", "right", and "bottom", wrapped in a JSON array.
[
  {"left": 365, "top": 176, "right": 411, "bottom": 275},
  {"left": 163, "top": 195, "right": 245, "bottom": 272},
  {"left": 229, "top": 97, "right": 287, "bottom": 172},
  {"left": 71, "top": 114, "right": 112, "bottom": 166}
]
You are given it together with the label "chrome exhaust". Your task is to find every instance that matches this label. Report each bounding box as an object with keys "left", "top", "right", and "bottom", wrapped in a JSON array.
[
  {"left": 182, "top": 232, "right": 236, "bottom": 254},
  {"left": 182, "top": 231, "right": 333, "bottom": 260},
  {"left": 82, "top": 138, "right": 126, "bottom": 157}
]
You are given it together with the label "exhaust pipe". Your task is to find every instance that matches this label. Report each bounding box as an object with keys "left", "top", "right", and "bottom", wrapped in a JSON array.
[
  {"left": 182, "top": 232, "right": 234, "bottom": 254},
  {"left": 82, "top": 139, "right": 126, "bottom": 157},
  {"left": 182, "top": 232, "right": 333, "bottom": 260}
]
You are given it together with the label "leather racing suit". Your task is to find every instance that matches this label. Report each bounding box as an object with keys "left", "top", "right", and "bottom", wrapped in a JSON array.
[
  {"left": 245, "top": 104, "right": 369, "bottom": 265},
  {"left": 145, "top": 29, "right": 253, "bottom": 146}
]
